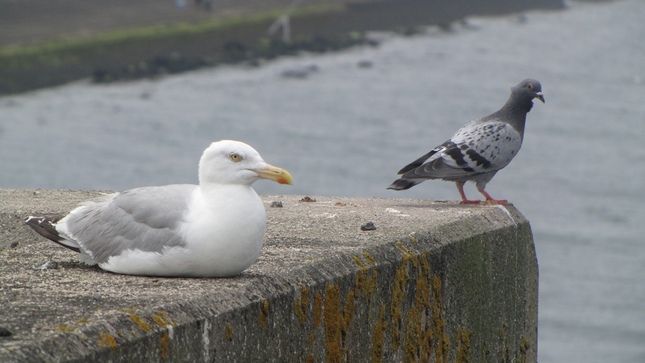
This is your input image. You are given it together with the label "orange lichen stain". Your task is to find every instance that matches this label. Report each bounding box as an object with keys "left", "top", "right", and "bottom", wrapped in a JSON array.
[
  {"left": 306, "top": 354, "right": 316, "bottom": 363},
  {"left": 499, "top": 323, "right": 511, "bottom": 363},
  {"left": 295, "top": 285, "right": 310, "bottom": 325},
  {"left": 55, "top": 325, "right": 77, "bottom": 332},
  {"left": 259, "top": 299, "right": 270, "bottom": 329},
  {"left": 355, "top": 267, "right": 378, "bottom": 303},
  {"left": 129, "top": 314, "right": 152, "bottom": 332},
  {"left": 417, "top": 253, "right": 433, "bottom": 362},
  {"left": 395, "top": 240, "right": 413, "bottom": 257},
  {"left": 160, "top": 330, "right": 170, "bottom": 360},
  {"left": 301, "top": 286, "right": 310, "bottom": 313},
  {"left": 419, "top": 252, "right": 432, "bottom": 274},
  {"left": 499, "top": 322, "right": 507, "bottom": 339},
  {"left": 518, "top": 335, "right": 530, "bottom": 363},
  {"left": 294, "top": 298, "right": 306, "bottom": 324},
  {"left": 323, "top": 283, "right": 344, "bottom": 363},
  {"left": 456, "top": 327, "right": 472, "bottom": 363},
  {"left": 323, "top": 284, "right": 343, "bottom": 361},
  {"left": 390, "top": 261, "right": 408, "bottom": 351},
  {"left": 343, "top": 290, "right": 356, "bottom": 331},
  {"left": 409, "top": 236, "right": 418, "bottom": 243},
  {"left": 397, "top": 241, "right": 421, "bottom": 270},
  {"left": 404, "top": 307, "right": 422, "bottom": 362},
  {"left": 361, "top": 251, "right": 376, "bottom": 266},
  {"left": 152, "top": 311, "right": 173, "bottom": 328},
  {"left": 352, "top": 255, "right": 365, "bottom": 267},
  {"left": 98, "top": 333, "right": 118, "bottom": 352},
  {"left": 225, "top": 323, "right": 233, "bottom": 342},
  {"left": 422, "top": 323, "right": 433, "bottom": 363},
  {"left": 415, "top": 256, "right": 431, "bottom": 309},
  {"left": 432, "top": 275, "right": 450, "bottom": 363},
  {"left": 395, "top": 240, "right": 406, "bottom": 252},
  {"left": 76, "top": 318, "right": 92, "bottom": 324},
  {"left": 308, "top": 331, "right": 315, "bottom": 349},
  {"left": 371, "top": 305, "right": 386, "bottom": 363},
  {"left": 313, "top": 292, "right": 323, "bottom": 329}
]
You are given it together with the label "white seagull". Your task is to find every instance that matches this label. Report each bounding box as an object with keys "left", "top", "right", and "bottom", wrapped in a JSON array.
[{"left": 26, "top": 140, "right": 293, "bottom": 277}]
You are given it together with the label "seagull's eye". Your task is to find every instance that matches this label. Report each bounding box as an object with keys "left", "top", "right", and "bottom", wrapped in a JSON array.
[{"left": 229, "top": 153, "right": 243, "bottom": 162}]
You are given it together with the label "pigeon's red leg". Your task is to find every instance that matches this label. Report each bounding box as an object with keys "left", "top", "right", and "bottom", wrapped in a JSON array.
[
  {"left": 477, "top": 188, "right": 508, "bottom": 205},
  {"left": 456, "top": 181, "right": 481, "bottom": 204}
]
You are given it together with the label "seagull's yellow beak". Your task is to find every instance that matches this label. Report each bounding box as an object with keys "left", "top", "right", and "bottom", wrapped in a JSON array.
[{"left": 253, "top": 164, "right": 293, "bottom": 185}]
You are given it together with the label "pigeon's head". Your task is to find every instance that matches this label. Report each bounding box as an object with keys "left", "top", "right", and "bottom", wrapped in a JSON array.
[
  {"left": 199, "top": 140, "right": 293, "bottom": 187},
  {"left": 513, "top": 79, "right": 545, "bottom": 103}
]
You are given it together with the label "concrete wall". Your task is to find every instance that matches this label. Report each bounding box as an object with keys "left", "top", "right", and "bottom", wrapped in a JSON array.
[{"left": 0, "top": 190, "right": 538, "bottom": 362}]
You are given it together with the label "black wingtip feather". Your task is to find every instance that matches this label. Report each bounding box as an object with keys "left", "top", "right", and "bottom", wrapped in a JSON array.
[
  {"left": 25, "top": 216, "right": 81, "bottom": 253},
  {"left": 397, "top": 149, "right": 439, "bottom": 175},
  {"left": 388, "top": 179, "right": 419, "bottom": 190}
]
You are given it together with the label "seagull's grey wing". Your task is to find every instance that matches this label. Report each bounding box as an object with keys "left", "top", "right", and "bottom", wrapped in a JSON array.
[
  {"left": 402, "top": 119, "right": 522, "bottom": 180},
  {"left": 63, "top": 184, "right": 196, "bottom": 263}
]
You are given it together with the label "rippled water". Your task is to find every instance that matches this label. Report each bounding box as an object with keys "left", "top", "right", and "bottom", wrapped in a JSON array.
[{"left": 1, "top": 1, "right": 644, "bottom": 361}]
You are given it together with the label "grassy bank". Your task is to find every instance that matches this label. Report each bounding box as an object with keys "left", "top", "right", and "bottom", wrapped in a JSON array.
[
  {"left": 0, "top": 4, "right": 343, "bottom": 66},
  {"left": 0, "top": 4, "right": 347, "bottom": 94},
  {"left": 0, "top": 0, "right": 565, "bottom": 95}
]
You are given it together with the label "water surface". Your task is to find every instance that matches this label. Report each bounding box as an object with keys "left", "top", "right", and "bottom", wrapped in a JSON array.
[{"left": 1, "top": 1, "right": 644, "bottom": 362}]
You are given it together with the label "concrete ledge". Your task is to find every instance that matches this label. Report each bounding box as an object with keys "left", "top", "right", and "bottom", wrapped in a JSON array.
[{"left": 0, "top": 189, "right": 538, "bottom": 362}]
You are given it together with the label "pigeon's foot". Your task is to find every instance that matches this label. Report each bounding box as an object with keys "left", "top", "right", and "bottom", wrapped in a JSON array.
[
  {"left": 459, "top": 199, "right": 482, "bottom": 205},
  {"left": 476, "top": 189, "right": 508, "bottom": 205},
  {"left": 456, "top": 182, "right": 508, "bottom": 204},
  {"left": 455, "top": 182, "right": 482, "bottom": 204}
]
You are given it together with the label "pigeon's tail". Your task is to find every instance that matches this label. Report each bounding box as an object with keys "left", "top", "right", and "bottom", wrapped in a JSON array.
[
  {"left": 388, "top": 178, "right": 424, "bottom": 190},
  {"left": 397, "top": 149, "right": 439, "bottom": 174},
  {"left": 25, "top": 216, "right": 81, "bottom": 253}
]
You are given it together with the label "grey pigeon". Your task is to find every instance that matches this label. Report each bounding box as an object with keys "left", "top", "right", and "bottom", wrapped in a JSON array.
[{"left": 388, "top": 79, "right": 544, "bottom": 204}]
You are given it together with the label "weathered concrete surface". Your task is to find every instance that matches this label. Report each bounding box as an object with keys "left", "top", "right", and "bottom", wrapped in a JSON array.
[{"left": 0, "top": 189, "right": 538, "bottom": 362}]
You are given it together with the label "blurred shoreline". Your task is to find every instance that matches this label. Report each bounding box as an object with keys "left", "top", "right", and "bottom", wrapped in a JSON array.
[{"left": 0, "top": 0, "right": 564, "bottom": 95}]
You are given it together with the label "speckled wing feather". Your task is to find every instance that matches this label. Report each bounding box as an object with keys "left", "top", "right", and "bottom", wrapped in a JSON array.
[{"left": 401, "top": 118, "right": 523, "bottom": 181}]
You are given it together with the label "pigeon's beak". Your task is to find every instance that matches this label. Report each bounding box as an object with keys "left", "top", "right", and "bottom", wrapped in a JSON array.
[
  {"left": 536, "top": 92, "right": 545, "bottom": 103},
  {"left": 253, "top": 164, "right": 293, "bottom": 185}
]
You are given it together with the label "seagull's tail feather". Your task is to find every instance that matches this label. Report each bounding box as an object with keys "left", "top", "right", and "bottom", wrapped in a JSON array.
[
  {"left": 25, "top": 216, "right": 81, "bottom": 253},
  {"left": 388, "top": 178, "right": 424, "bottom": 190}
]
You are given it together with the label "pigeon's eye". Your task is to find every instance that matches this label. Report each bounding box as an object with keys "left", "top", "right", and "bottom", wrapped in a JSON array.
[
  {"left": 527, "top": 83, "right": 533, "bottom": 90},
  {"left": 229, "top": 153, "right": 243, "bottom": 162}
]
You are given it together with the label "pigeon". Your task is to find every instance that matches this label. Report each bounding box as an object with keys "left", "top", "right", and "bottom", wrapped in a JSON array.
[
  {"left": 26, "top": 140, "right": 293, "bottom": 277},
  {"left": 388, "top": 79, "right": 544, "bottom": 204}
]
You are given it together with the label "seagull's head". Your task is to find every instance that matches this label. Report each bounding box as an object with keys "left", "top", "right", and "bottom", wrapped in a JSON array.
[
  {"left": 513, "top": 79, "right": 545, "bottom": 103},
  {"left": 199, "top": 140, "right": 293, "bottom": 187}
]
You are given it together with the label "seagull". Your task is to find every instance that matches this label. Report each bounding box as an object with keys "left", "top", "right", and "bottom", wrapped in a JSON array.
[
  {"left": 26, "top": 140, "right": 293, "bottom": 277},
  {"left": 388, "top": 79, "right": 544, "bottom": 204}
]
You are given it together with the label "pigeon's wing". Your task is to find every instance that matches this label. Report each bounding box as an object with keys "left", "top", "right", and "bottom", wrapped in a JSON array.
[
  {"left": 396, "top": 148, "right": 441, "bottom": 174},
  {"left": 59, "top": 185, "right": 196, "bottom": 263},
  {"left": 401, "top": 119, "right": 523, "bottom": 180}
]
